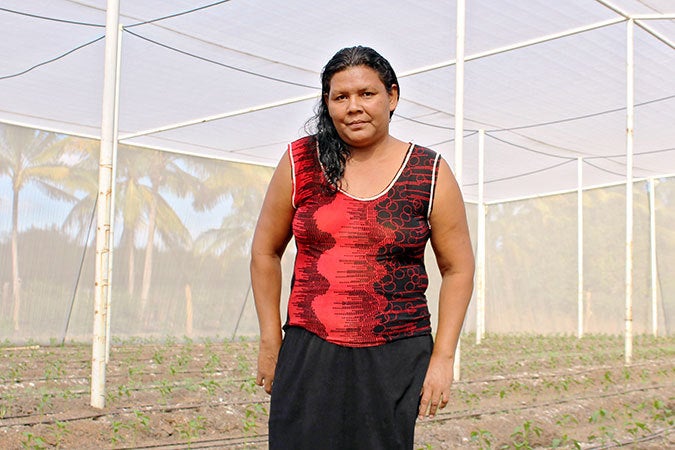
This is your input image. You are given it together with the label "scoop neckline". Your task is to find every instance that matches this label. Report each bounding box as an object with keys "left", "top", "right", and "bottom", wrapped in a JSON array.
[{"left": 336, "top": 142, "right": 415, "bottom": 202}]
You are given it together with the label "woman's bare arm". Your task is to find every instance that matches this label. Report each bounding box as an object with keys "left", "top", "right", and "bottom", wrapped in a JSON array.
[
  {"left": 250, "top": 151, "right": 294, "bottom": 394},
  {"left": 418, "top": 157, "right": 475, "bottom": 418}
]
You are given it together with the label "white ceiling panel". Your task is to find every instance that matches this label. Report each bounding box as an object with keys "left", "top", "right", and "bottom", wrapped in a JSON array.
[{"left": 1, "top": 0, "right": 674, "bottom": 203}]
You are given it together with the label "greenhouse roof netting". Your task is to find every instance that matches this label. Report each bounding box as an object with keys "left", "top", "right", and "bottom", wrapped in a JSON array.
[{"left": 1, "top": 0, "right": 674, "bottom": 203}]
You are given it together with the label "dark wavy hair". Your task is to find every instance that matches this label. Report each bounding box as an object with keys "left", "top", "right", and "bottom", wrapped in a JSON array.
[{"left": 305, "top": 46, "right": 400, "bottom": 191}]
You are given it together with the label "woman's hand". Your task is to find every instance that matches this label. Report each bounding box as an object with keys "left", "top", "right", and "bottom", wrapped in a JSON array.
[
  {"left": 418, "top": 354, "right": 454, "bottom": 419},
  {"left": 256, "top": 338, "right": 281, "bottom": 395}
]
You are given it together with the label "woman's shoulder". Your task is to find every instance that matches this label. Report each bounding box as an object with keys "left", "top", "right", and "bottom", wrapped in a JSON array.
[
  {"left": 290, "top": 135, "right": 316, "bottom": 153},
  {"left": 411, "top": 143, "right": 440, "bottom": 160},
  {"left": 409, "top": 144, "right": 442, "bottom": 170},
  {"left": 288, "top": 135, "right": 319, "bottom": 168}
]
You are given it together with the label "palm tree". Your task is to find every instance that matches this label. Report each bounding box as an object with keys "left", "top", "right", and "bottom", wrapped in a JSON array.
[
  {"left": 0, "top": 124, "right": 80, "bottom": 331},
  {"left": 60, "top": 143, "right": 209, "bottom": 324},
  {"left": 135, "top": 149, "right": 197, "bottom": 319},
  {"left": 60, "top": 141, "right": 153, "bottom": 301},
  {"left": 60, "top": 143, "right": 208, "bottom": 326},
  {"left": 193, "top": 161, "right": 272, "bottom": 264},
  {"left": 109, "top": 146, "right": 154, "bottom": 298},
  {"left": 61, "top": 137, "right": 101, "bottom": 241}
]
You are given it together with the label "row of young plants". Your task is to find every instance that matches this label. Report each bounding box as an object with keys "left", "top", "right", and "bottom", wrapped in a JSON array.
[
  {"left": 464, "top": 396, "right": 673, "bottom": 450},
  {"left": 423, "top": 333, "right": 674, "bottom": 449},
  {"left": 1, "top": 333, "right": 673, "bottom": 448},
  {"left": 1, "top": 336, "right": 268, "bottom": 448}
]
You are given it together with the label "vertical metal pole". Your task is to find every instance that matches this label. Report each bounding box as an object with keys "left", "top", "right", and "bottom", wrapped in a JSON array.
[
  {"left": 577, "top": 157, "right": 584, "bottom": 338},
  {"left": 454, "top": 0, "right": 465, "bottom": 183},
  {"left": 624, "top": 19, "right": 634, "bottom": 364},
  {"left": 105, "top": 24, "right": 123, "bottom": 365},
  {"left": 476, "top": 130, "right": 485, "bottom": 344},
  {"left": 649, "top": 178, "right": 658, "bottom": 337},
  {"left": 92, "top": 0, "right": 121, "bottom": 409},
  {"left": 453, "top": 0, "right": 466, "bottom": 381}
]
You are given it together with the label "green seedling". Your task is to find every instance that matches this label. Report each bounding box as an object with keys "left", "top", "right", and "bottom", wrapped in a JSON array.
[
  {"left": 21, "top": 431, "right": 48, "bottom": 450},
  {"left": 37, "top": 389, "right": 53, "bottom": 413},
  {"left": 177, "top": 414, "right": 206, "bottom": 447},
  {"left": 133, "top": 409, "right": 151, "bottom": 432},
  {"left": 243, "top": 403, "right": 267, "bottom": 433},
  {"left": 470, "top": 429, "right": 494, "bottom": 449},
  {"left": 510, "top": 420, "right": 542, "bottom": 450},
  {"left": 551, "top": 434, "right": 581, "bottom": 449},
  {"left": 152, "top": 349, "right": 165, "bottom": 365},
  {"left": 157, "top": 380, "right": 173, "bottom": 404},
  {"left": 199, "top": 379, "right": 221, "bottom": 396},
  {"left": 110, "top": 420, "right": 130, "bottom": 445},
  {"left": 51, "top": 420, "right": 70, "bottom": 447}
]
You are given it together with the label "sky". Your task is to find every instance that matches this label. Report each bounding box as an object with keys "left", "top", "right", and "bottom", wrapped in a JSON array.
[{"left": 0, "top": 177, "right": 231, "bottom": 245}]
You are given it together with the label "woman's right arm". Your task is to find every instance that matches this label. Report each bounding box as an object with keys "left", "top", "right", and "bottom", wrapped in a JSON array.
[{"left": 250, "top": 151, "right": 295, "bottom": 395}]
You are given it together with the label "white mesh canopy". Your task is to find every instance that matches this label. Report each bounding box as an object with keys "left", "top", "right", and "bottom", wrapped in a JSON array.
[{"left": 2, "top": 0, "right": 674, "bottom": 203}]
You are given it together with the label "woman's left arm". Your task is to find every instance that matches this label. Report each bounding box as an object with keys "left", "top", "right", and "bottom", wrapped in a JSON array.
[{"left": 418, "top": 157, "right": 475, "bottom": 419}]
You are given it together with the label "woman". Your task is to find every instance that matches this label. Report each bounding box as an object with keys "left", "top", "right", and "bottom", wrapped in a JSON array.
[{"left": 250, "top": 46, "right": 474, "bottom": 449}]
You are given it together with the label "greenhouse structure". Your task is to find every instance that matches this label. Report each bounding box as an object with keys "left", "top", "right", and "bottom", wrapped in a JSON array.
[{"left": 1, "top": 0, "right": 674, "bottom": 408}]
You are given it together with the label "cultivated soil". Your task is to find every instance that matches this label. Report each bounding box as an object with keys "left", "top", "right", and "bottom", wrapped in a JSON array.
[{"left": 0, "top": 334, "right": 673, "bottom": 449}]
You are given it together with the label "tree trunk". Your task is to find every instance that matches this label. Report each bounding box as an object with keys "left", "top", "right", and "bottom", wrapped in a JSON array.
[
  {"left": 185, "top": 283, "right": 193, "bottom": 338},
  {"left": 140, "top": 193, "right": 158, "bottom": 320},
  {"left": 126, "top": 230, "right": 135, "bottom": 297},
  {"left": 11, "top": 187, "right": 20, "bottom": 331}
]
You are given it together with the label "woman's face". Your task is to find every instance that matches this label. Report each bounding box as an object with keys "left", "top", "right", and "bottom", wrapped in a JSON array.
[{"left": 325, "top": 65, "right": 398, "bottom": 149}]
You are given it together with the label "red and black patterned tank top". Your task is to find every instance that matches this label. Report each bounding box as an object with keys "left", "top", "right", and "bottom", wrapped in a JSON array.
[{"left": 287, "top": 136, "right": 441, "bottom": 347}]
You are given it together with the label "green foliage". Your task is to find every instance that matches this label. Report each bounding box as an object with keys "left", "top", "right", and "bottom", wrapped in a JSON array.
[
  {"left": 551, "top": 434, "right": 581, "bottom": 449},
  {"left": 624, "top": 419, "right": 649, "bottom": 437},
  {"left": 51, "top": 420, "right": 70, "bottom": 447},
  {"left": 152, "top": 348, "right": 165, "bottom": 365},
  {"left": 44, "top": 359, "right": 65, "bottom": 381},
  {"left": 510, "top": 420, "right": 542, "bottom": 449},
  {"left": 21, "top": 432, "right": 48, "bottom": 450},
  {"left": 651, "top": 398, "right": 674, "bottom": 425},
  {"left": 110, "top": 420, "right": 130, "bottom": 445},
  {"left": 470, "top": 429, "right": 494, "bottom": 449},
  {"left": 243, "top": 403, "right": 267, "bottom": 434},
  {"left": 177, "top": 415, "right": 206, "bottom": 447},
  {"left": 456, "top": 388, "right": 480, "bottom": 406},
  {"left": 239, "top": 377, "right": 257, "bottom": 395},
  {"left": 589, "top": 408, "right": 611, "bottom": 424},
  {"left": 36, "top": 389, "right": 53, "bottom": 414},
  {"left": 236, "top": 354, "right": 252, "bottom": 377},
  {"left": 157, "top": 380, "right": 173, "bottom": 404},
  {"left": 6, "top": 361, "right": 27, "bottom": 382},
  {"left": 202, "top": 352, "right": 221, "bottom": 375},
  {"left": 587, "top": 408, "right": 619, "bottom": 447},
  {"left": 133, "top": 410, "right": 151, "bottom": 432},
  {"left": 199, "top": 379, "right": 221, "bottom": 396},
  {"left": 1, "top": 335, "right": 674, "bottom": 448}
]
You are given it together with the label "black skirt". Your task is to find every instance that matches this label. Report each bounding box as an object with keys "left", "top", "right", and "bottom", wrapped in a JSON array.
[{"left": 269, "top": 326, "right": 433, "bottom": 450}]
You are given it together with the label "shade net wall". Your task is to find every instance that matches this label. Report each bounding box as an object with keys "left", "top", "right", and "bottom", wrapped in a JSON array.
[
  {"left": 1, "top": 122, "right": 673, "bottom": 344},
  {"left": 471, "top": 183, "right": 673, "bottom": 335}
]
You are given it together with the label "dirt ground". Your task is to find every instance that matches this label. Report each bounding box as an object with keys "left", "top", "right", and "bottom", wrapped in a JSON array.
[{"left": 0, "top": 333, "right": 673, "bottom": 449}]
